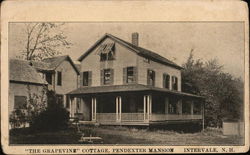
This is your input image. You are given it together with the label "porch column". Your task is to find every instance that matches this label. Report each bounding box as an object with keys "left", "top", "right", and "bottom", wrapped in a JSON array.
[
  {"left": 149, "top": 95, "right": 152, "bottom": 120},
  {"left": 91, "top": 97, "right": 96, "bottom": 121},
  {"left": 164, "top": 97, "right": 169, "bottom": 114},
  {"left": 190, "top": 101, "right": 194, "bottom": 115},
  {"left": 146, "top": 95, "right": 152, "bottom": 121},
  {"left": 116, "top": 96, "right": 122, "bottom": 122},
  {"left": 202, "top": 102, "right": 205, "bottom": 130},
  {"left": 69, "top": 97, "right": 72, "bottom": 117},
  {"left": 143, "top": 95, "right": 146, "bottom": 121},
  {"left": 119, "top": 97, "right": 122, "bottom": 121},
  {"left": 74, "top": 97, "right": 77, "bottom": 114}
]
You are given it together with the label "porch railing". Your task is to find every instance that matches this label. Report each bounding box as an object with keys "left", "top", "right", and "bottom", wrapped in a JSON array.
[
  {"left": 96, "top": 113, "right": 116, "bottom": 122},
  {"left": 121, "top": 113, "right": 144, "bottom": 121},
  {"left": 95, "top": 113, "right": 202, "bottom": 122},
  {"left": 151, "top": 114, "right": 202, "bottom": 121}
]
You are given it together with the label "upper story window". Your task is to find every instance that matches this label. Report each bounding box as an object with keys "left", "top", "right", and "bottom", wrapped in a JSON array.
[
  {"left": 123, "top": 66, "right": 137, "bottom": 84},
  {"left": 172, "top": 76, "right": 178, "bottom": 91},
  {"left": 82, "top": 71, "right": 92, "bottom": 86},
  {"left": 45, "top": 73, "right": 52, "bottom": 85},
  {"left": 147, "top": 69, "right": 155, "bottom": 86},
  {"left": 143, "top": 58, "right": 150, "bottom": 63},
  {"left": 98, "top": 42, "right": 115, "bottom": 61},
  {"left": 57, "top": 71, "right": 62, "bottom": 86},
  {"left": 163, "top": 73, "right": 170, "bottom": 89},
  {"left": 101, "top": 68, "right": 114, "bottom": 85}
]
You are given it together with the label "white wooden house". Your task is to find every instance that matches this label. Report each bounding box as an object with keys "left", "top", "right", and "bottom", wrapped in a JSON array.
[{"left": 68, "top": 33, "right": 204, "bottom": 127}]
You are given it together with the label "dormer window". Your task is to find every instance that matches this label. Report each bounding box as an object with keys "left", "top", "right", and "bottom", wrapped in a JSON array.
[{"left": 98, "top": 42, "right": 115, "bottom": 61}]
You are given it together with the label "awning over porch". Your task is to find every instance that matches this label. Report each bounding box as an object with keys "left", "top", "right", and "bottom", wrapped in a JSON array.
[{"left": 67, "top": 84, "right": 203, "bottom": 99}]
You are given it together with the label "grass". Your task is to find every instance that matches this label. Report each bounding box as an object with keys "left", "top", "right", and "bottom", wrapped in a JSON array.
[
  {"left": 10, "top": 125, "right": 244, "bottom": 145},
  {"left": 10, "top": 127, "right": 81, "bottom": 144},
  {"left": 79, "top": 125, "right": 244, "bottom": 145}
]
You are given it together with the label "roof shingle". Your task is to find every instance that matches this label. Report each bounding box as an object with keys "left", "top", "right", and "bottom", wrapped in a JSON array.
[{"left": 9, "top": 59, "right": 47, "bottom": 85}]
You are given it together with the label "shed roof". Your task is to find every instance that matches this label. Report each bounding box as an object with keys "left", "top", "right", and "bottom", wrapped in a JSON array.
[
  {"left": 68, "top": 84, "right": 203, "bottom": 99},
  {"left": 9, "top": 59, "right": 47, "bottom": 85},
  {"left": 78, "top": 33, "right": 183, "bottom": 70}
]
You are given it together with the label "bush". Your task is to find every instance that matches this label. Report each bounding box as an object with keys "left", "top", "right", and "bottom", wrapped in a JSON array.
[{"left": 30, "top": 90, "right": 70, "bottom": 132}]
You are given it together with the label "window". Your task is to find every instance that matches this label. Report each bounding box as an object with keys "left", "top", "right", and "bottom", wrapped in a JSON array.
[
  {"left": 83, "top": 71, "right": 89, "bottom": 86},
  {"left": 104, "top": 69, "right": 111, "bottom": 85},
  {"left": 168, "top": 101, "right": 177, "bottom": 114},
  {"left": 172, "top": 76, "right": 178, "bottom": 90},
  {"left": 57, "top": 71, "right": 62, "bottom": 86},
  {"left": 56, "top": 94, "right": 64, "bottom": 105},
  {"left": 143, "top": 58, "right": 150, "bottom": 63},
  {"left": 163, "top": 73, "right": 170, "bottom": 89},
  {"left": 193, "top": 102, "right": 201, "bottom": 114},
  {"left": 66, "top": 95, "right": 70, "bottom": 108},
  {"left": 127, "top": 67, "right": 136, "bottom": 83},
  {"left": 45, "top": 73, "right": 52, "bottom": 85},
  {"left": 147, "top": 69, "right": 155, "bottom": 86},
  {"left": 14, "top": 96, "right": 27, "bottom": 109},
  {"left": 98, "top": 43, "right": 115, "bottom": 61}
]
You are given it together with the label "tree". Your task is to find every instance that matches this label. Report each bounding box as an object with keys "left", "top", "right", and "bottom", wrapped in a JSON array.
[
  {"left": 182, "top": 51, "right": 243, "bottom": 127},
  {"left": 19, "top": 23, "right": 71, "bottom": 60},
  {"left": 30, "top": 90, "right": 70, "bottom": 132}
]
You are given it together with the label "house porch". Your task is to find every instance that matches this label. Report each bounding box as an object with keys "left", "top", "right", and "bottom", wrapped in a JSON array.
[{"left": 68, "top": 86, "right": 204, "bottom": 127}]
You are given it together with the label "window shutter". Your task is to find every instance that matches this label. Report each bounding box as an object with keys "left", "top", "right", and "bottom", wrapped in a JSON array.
[
  {"left": 147, "top": 69, "right": 150, "bottom": 85},
  {"left": 88, "top": 71, "right": 92, "bottom": 86},
  {"left": 100, "top": 70, "right": 104, "bottom": 85},
  {"left": 123, "top": 67, "right": 127, "bottom": 84},
  {"left": 80, "top": 72, "right": 83, "bottom": 87},
  {"left": 110, "top": 69, "right": 114, "bottom": 85},
  {"left": 163, "top": 74, "right": 166, "bottom": 88},
  {"left": 152, "top": 71, "right": 155, "bottom": 86},
  {"left": 133, "top": 67, "right": 137, "bottom": 83},
  {"left": 176, "top": 77, "right": 178, "bottom": 90}
]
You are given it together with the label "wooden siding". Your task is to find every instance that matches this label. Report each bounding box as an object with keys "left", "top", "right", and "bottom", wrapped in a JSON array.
[
  {"left": 54, "top": 60, "right": 78, "bottom": 95},
  {"left": 137, "top": 56, "right": 182, "bottom": 91},
  {"left": 9, "top": 83, "right": 45, "bottom": 113},
  {"left": 80, "top": 38, "right": 138, "bottom": 87}
]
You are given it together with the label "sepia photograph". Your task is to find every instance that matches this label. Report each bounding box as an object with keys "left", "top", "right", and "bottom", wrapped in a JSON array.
[
  {"left": 1, "top": 0, "right": 249, "bottom": 154},
  {"left": 8, "top": 22, "right": 245, "bottom": 145}
]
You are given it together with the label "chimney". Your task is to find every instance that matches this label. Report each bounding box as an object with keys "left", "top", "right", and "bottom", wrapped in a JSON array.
[{"left": 132, "top": 32, "right": 139, "bottom": 46}]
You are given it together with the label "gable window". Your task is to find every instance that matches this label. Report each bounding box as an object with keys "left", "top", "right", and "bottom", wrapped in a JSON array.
[
  {"left": 14, "top": 96, "right": 27, "bottom": 109},
  {"left": 57, "top": 71, "right": 62, "bottom": 86},
  {"left": 98, "top": 43, "right": 115, "bottom": 61},
  {"left": 147, "top": 69, "right": 155, "bottom": 86},
  {"left": 45, "top": 73, "right": 52, "bottom": 85},
  {"left": 101, "top": 69, "right": 114, "bottom": 85},
  {"left": 163, "top": 73, "right": 170, "bottom": 89},
  {"left": 172, "top": 76, "right": 178, "bottom": 90}
]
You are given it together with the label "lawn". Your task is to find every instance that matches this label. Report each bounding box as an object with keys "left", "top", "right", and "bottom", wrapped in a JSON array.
[
  {"left": 10, "top": 125, "right": 244, "bottom": 145},
  {"left": 80, "top": 126, "right": 244, "bottom": 145}
]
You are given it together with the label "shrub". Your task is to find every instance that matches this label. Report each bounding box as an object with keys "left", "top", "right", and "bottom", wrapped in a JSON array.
[{"left": 30, "top": 90, "right": 69, "bottom": 132}]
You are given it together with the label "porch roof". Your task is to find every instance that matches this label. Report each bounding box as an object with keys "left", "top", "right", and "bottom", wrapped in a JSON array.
[{"left": 68, "top": 84, "right": 204, "bottom": 99}]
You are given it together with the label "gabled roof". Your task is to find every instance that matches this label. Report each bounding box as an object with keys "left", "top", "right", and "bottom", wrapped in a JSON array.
[
  {"left": 31, "top": 55, "right": 80, "bottom": 75},
  {"left": 78, "top": 33, "right": 183, "bottom": 70},
  {"left": 68, "top": 84, "right": 203, "bottom": 99},
  {"left": 9, "top": 59, "right": 47, "bottom": 85}
]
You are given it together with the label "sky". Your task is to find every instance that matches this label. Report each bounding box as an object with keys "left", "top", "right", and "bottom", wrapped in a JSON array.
[{"left": 9, "top": 22, "right": 245, "bottom": 79}]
